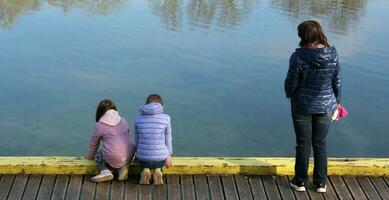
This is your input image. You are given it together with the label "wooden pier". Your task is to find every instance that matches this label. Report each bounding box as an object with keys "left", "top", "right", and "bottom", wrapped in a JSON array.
[{"left": 1, "top": 174, "right": 389, "bottom": 199}]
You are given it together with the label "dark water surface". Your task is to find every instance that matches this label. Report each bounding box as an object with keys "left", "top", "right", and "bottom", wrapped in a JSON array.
[{"left": 1, "top": 0, "right": 388, "bottom": 157}]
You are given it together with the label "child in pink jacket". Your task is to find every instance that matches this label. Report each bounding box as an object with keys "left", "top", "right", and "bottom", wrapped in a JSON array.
[{"left": 85, "top": 99, "right": 135, "bottom": 182}]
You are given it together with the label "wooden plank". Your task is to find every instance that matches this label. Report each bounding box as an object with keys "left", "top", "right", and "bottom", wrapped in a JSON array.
[
  {"left": 248, "top": 176, "right": 266, "bottom": 200},
  {"left": 262, "top": 176, "right": 281, "bottom": 200},
  {"left": 95, "top": 181, "right": 111, "bottom": 200},
  {"left": 80, "top": 175, "right": 96, "bottom": 200},
  {"left": 22, "top": 175, "right": 42, "bottom": 200},
  {"left": 342, "top": 176, "right": 367, "bottom": 200},
  {"left": 111, "top": 181, "right": 124, "bottom": 200},
  {"left": 287, "top": 176, "right": 309, "bottom": 200},
  {"left": 370, "top": 177, "right": 389, "bottom": 200},
  {"left": 139, "top": 184, "right": 152, "bottom": 200},
  {"left": 356, "top": 177, "right": 381, "bottom": 200},
  {"left": 36, "top": 175, "right": 56, "bottom": 200},
  {"left": 166, "top": 175, "right": 181, "bottom": 200},
  {"left": 235, "top": 175, "right": 253, "bottom": 200},
  {"left": 8, "top": 174, "right": 29, "bottom": 200},
  {"left": 329, "top": 176, "right": 353, "bottom": 200},
  {"left": 153, "top": 177, "right": 167, "bottom": 200},
  {"left": 322, "top": 176, "right": 338, "bottom": 200},
  {"left": 51, "top": 175, "right": 69, "bottom": 200},
  {"left": 194, "top": 175, "right": 209, "bottom": 200},
  {"left": 221, "top": 175, "right": 239, "bottom": 200},
  {"left": 207, "top": 175, "right": 224, "bottom": 200},
  {"left": 274, "top": 176, "right": 294, "bottom": 200},
  {"left": 65, "top": 175, "right": 83, "bottom": 200},
  {"left": 124, "top": 175, "right": 138, "bottom": 200},
  {"left": 181, "top": 175, "right": 195, "bottom": 200},
  {"left": 0, "top": 175, "right": 15, "bottom": 200},
  {"left": 305, "top": 177, "right": 324, "bottom": 200}
]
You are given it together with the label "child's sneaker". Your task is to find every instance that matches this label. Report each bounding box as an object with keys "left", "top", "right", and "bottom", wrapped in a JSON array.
[
  {"left": 91, "top": 169, "right": 114, "bottom": 182},
  {"left": 316, "top": 182, "right": 327, "bottom": 193},
  {"left": 117, "top": 164, "right": 129, "bottom": 181},
  {"left": 153, "top": 168, "right": 164, "bottom": 185},
  {"left": 290, "top": 178, "right": 306, "bottom": 192},
  {"left": 140, "top": 168, "right": 151, "bottom": 185}
]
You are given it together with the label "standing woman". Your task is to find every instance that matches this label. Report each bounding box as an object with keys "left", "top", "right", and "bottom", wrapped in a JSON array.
[{"left": 284, "top": 20, "right": 341, "bottom": 193}]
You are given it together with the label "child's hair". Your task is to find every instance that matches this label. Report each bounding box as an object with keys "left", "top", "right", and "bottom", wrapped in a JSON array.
[
  {"left": 145, "top": 94, "right": 163, "bottom": 105},
  {"left": 96, "top": 99, "right": 117, "bottom": 122},
  {"left": 297, "top": 20, "right": 329, "bottom": 47}
]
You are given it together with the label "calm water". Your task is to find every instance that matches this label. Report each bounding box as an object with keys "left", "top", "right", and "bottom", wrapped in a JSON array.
[{"left": 1, "top": 0, "right": 388, "bottom": 157}]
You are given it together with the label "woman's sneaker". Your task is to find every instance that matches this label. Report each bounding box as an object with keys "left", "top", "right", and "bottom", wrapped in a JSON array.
[
  {"left": 140, "top": 168, "right": 151, "bottom": 185},
  {"left": 117, "top": 164, "right": 129, "bottom": 181},
  {"left": 290, "top": 178, "right": 306, "bottom": 192},
  {"left": 316, "top": 183, "right": 327, "bottom": 193},
  {"left": 90, "top": 169, "right": 114, "bottom": 182},
  {"left": 153, "top": 168, "right": 164, "bottom": 185}
]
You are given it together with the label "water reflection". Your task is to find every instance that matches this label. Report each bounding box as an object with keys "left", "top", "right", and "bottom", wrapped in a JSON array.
[
  {"left": 270, "top": 0, "right": 367, "bottom": 34},
  {"left": 147, "top": 0, "right": 183, "bottom": 30},
  {"left": 0, "top": 0, "right": 127, "bottom": 30}
]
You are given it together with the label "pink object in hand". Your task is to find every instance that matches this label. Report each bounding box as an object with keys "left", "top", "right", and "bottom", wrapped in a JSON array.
[{"left": 336, "top": 105, "right": 349, "bottom": 120}]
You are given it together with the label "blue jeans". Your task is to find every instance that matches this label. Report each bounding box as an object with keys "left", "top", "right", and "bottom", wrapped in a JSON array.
[
  {"left": 292, "top": 112, "right": 331, "bottom": 185},
  {"left": 136, "top": 158, "right": 166, "bottom": 170}
]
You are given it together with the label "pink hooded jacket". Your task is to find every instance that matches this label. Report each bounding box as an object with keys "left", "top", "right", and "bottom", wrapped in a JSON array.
[{"left": 86, "top": 110, "right": 135, "bottom": 168}]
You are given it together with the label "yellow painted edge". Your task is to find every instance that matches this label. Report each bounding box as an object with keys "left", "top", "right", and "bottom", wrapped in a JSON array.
[{"left": 0, "top": 157, "right": 388, "bottom": 176}]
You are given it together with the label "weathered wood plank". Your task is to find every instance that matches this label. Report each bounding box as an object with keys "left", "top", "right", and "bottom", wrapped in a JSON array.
[
  {"left": 153, "top": 177, "right": 167, "bottom": 200},
  {"left": 306, "top": 178, "right": 324, "bottom": 200},
  {"left": 95, "top": 181, "right": 111, "bottom": 200},
  {"left": 248, "top": 176, "right": 266, "bottom": 200},
  {"left": 356, "top": 177, "right": 381, "bottom": 200},
  {"left": 262, "top": 176, "right": 281, "bottom": 200},
  {"left": 166, "top": 175, "right": 181, "bottom": 200},
  {"left": 208, "top": 175, "right": 224, "bottom": 200},
  {"left": 181, "top": 175, "right": 195, "bottom": 200},
  {"left": 287, "top": 176, "right": 309, "bottom": 200},
  {"left": 0, "top": 175, "right": 15, "bottom": 200},
  {"left": 111, "top": 181, "right": 124, "bottom": 200},
  {"left": 322, "top": 176, "right": 338, "bottom": 200},
  {"left": 124, "top": 176, "right": 138, "bottom": 200},
  {"left": 22, "top": 175, "right": 42, "bottom": 200},
  {"left": 36, "top": 175, "right": 56, "bottom": 200},
  {"left": 342, "top": 176, "right": 367, "bottom": 200},
  {"left": 329, "top": 176, "right": 352, "bottom": 200},
  {"left": 235, "top": 175, "right": 253, "bottom": 200},
  {"left": 65, "top": 175, "right": 83, "bottom": 200},
  {"left": 80, "top": 175, "right": 96, "bottom": 200},
  {"left": 139, "top": 184, "right": 152, "bottom": 200},
  {"left": 274, "top": 176, "right": 295, "bottom": 200},
  {"left": 51, "top": 175, "right": 69, "bottom": 200},
  {"left": 221, "top": 175, "right": 239, "bottom": 200},
  {"left": 7, "top": 174, "right": 29, "bottom": 200},
  {"left": 370, "top": 177, "right": 389, "bottom": 200},
  {"left": 194, "top": 175, "right": 209, "bottom": 200}
]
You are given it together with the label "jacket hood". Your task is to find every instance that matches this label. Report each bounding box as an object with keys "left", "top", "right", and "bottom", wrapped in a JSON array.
[
  {"left": 99, "top": 109, "right": 121, "bottom": 126},
  {"left": 139, "top": 102, "right": 163, "bottom": 115},
  {"left": 296, "top": 46, "right": 337, "bottom": 69}
]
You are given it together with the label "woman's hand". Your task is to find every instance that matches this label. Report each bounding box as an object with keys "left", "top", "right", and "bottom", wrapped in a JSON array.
[
  {"left": 84, "top": 155, "right": 93, "bottom": 160},
  {"left": 165, "top": 156, "right": 173, "bottom": 168}
]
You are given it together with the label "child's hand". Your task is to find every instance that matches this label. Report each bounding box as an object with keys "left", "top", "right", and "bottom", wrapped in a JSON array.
[
  {"left": 84, "top": 155, "right": 93, "bottom": 160},
  {"left": 165, "top": 156, "right": 173, "bottom": 168}
]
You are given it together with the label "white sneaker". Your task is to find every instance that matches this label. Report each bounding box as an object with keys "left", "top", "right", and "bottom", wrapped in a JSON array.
[
  {"left": 316, "top": 184, "right": 327, "bottom": 193},
  {"left": 90, "top": 169, "right": 114, "bottom": 182},
  {"left": 290, "top": 179, "right": 306, "bottom": 192}
]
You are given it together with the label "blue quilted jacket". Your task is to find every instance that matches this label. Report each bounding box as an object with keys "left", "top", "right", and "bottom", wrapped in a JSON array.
[
  {"left": 134, "top": 102, "right": 172, "bottom": 162},
  {"left": 284, "top": 46, "right": 341, "bottom": 114}
]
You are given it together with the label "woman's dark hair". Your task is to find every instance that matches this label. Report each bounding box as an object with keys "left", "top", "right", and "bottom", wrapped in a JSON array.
[
  {"left": 95, "top": 99, "right": 117, "bottom": 122},
  {"left": 298, "top": 20, "right": 329, "bottom": 47},
  {"left": 145, "top": 94, "right": 163, "bottom": 105}
]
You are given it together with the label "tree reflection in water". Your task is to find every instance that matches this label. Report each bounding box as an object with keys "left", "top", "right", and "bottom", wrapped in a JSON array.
[{"left": 270, "top": 0, "right": 367, "bottom": 34}]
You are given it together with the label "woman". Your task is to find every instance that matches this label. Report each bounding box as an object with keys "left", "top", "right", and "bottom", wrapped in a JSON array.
[{"left": 284, "top": 20, "right": 341, "bottom": 193}]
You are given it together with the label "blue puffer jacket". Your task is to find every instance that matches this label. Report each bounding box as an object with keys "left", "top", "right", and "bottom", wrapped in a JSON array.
[
  {"left": 284, "top": 46, "right": 341, "bottom": 114},
  {"left": 134, "top": 102, "right": 172, "bottom": 162}
]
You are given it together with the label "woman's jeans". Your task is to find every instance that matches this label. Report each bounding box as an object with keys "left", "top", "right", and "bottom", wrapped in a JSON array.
[{"left": 292, "top": 112, "right": 331, "bottom": 185}]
